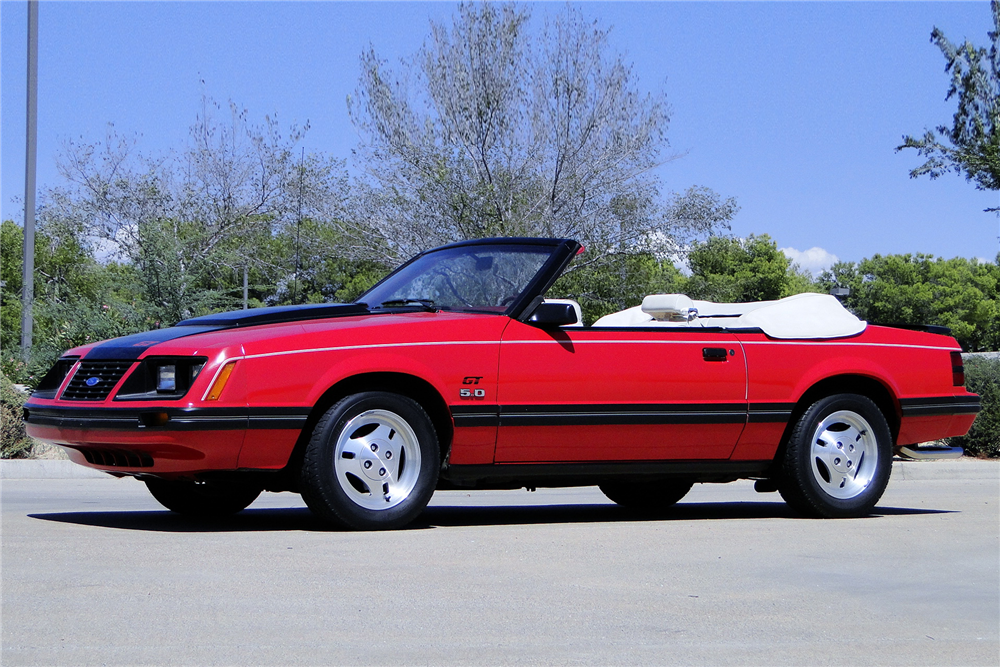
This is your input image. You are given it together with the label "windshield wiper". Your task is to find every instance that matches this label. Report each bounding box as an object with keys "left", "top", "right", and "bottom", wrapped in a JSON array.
[{"left": 373, "top": 299, "right": 438, "bottom": 312}]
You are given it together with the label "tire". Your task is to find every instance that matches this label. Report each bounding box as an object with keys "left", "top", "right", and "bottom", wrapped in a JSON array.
[
  {"left": 300, "top": 392, "right": 439, "bottom": 530},
  {"left": 777, "top": 394, "right": 892, "bottom": 518},
  {"left": 600, "top": 478, "right": 694, "bottom": 513},
  {"left": 145, "top": 478, "right": 262, "bottom": 517}
]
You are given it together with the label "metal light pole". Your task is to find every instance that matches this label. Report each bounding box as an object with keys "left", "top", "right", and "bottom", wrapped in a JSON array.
[{"left": 20, "top": 0, "right": 38, "bottom": 364}]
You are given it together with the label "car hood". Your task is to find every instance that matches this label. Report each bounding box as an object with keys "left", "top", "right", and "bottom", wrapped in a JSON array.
[{"left": 76, "top": 303, "right": 370, "bottom": 360}]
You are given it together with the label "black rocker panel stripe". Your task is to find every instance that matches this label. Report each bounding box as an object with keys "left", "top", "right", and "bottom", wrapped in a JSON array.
[
  {"left": 500, "top": 403, "right": 747, "bottom": 427},
  {"left": 898, "top": 395, "right": 982, "bottom": 417},
  {"left": 451, "top": 403, "right": 758, "bottom": 428},
  {"left": 24, "top": 405, "right": 311, "bottom": 431},
  {"left": 27, "top": 396, "right": 977, "bottom": 433},
  {"left": 451, "top": 396, "right": 977, "bottom": 428},
  {"left": 748, "top": 403, "right": 796, "bottom": 423},
  {"left": 449, "top": 404, "right": 500, "bottom": 427},
  {"left": 246, "top": 407, "right": 312, "bottom": 430}
]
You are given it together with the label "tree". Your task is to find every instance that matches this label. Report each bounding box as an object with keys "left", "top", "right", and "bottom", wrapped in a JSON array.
[
  {"left": 2, "top": 99, "right": 369, "bottom": 382},
  {"left": 48, "top": 99, "right": 350, "bottom": 323},
  {"left": 819, "top": 253, "right": 1000, "bottom": 351},
  {"left": 550, "top": 250, "right": 684, "bottom": 324},
  {"left": 270, "top": 218, "right": 385, "bottom": 304},
  {"left": 1, "top": 219, "right": 154, "bottom": 382},
  {"left": 684, "top": 234, "right": 815, "bottom": 303},
  {"left": 898, "top": 0, "right": 1000, "bottom": 210},
  {"left": 347, "top": 2, "right": 737, "bottom": 265}
]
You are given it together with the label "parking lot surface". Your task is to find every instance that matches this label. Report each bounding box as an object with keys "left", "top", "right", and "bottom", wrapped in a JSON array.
[{"left": 2, "top": 468, "right": 998, "bottom": 666}]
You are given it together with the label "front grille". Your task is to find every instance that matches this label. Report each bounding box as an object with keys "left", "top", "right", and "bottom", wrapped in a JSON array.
[
  {"left": 61, "top": 360, "right": 135, "bottom": 401},
  {"left": 80, "top": 448, "right": 154, "bottom": 468}
]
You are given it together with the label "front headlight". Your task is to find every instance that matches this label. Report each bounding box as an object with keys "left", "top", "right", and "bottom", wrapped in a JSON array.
[
  {"left": 114, "top": 357, "right": 208, "bottom": 401},
  {"left": 157, "top": 364, "right": 177, "bottom": 392}
]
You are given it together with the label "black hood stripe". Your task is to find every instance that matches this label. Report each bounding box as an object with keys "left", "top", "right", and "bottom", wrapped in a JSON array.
[
  {"left": 177, "top": 303, "right": 367, "bottom": 327},
  {"left": 85, "top": 303, "right": 370, "bottom": 361},
  {"left": 85, "top": 325, "right": 226, "bottom": 361}
]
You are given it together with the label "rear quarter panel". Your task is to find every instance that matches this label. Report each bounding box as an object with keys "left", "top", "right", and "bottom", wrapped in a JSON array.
[{"left": 731, "top": 326, "right": 972, "bottom": 460}]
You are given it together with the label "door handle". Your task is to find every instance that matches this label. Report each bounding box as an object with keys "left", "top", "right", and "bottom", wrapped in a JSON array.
[{"left": 703, "top": 347, "right": 729, "bottom": 362}]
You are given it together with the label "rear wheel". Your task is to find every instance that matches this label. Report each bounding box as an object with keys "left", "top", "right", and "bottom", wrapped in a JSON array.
[
  {"left": 300, "top": 392, "right": 439, "bottom": 530},
  {"left": 600, "top": 479, "right": 694, "bottom": 513},
  {"left": 144, "top": 478, "right": 262, "bottom": 517},
  {"left": 778, "top": 394, "right": 892, "bottom": 518}
]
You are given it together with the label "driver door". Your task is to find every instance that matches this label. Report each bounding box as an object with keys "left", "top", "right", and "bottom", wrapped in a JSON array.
[{"left": 495, "top": 320, "right": 748, "bottom": 462}]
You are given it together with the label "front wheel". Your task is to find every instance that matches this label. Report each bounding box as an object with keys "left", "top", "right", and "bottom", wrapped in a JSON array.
[
  {"left": 300, "top": 392, "right": 439, "bottom": 530},
  {"left": 144, "top": 478, "right": 262, "bottom": 517},
  {"left": 777, "top": 394, "right": 892, "bottom": 518}
]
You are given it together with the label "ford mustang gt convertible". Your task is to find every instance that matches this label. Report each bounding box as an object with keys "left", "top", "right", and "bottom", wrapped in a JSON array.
[{"left": 24, "top": 238, "right": 981, "bottom": 529}]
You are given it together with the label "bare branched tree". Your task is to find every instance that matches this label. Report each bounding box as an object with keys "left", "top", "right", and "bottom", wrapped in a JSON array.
[
  {"left": 45, "top": 99, "right": 349, "bottom": 321},
  {"left": 347, "top": 2, "right": 736, "bottom": 265}
]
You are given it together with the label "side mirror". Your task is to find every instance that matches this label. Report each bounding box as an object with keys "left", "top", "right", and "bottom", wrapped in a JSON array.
[{"left": 528, "top": 302, "right": 578, "bottom": 327}]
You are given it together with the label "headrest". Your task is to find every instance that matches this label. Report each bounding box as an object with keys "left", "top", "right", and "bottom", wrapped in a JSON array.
[{"left": 641, "top": 294, "right": 697, "bottom": 321}]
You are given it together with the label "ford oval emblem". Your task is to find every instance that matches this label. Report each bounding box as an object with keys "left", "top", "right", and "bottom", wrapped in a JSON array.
[{"left": 85, "top": 376, "right": 101, "bottom": 387}]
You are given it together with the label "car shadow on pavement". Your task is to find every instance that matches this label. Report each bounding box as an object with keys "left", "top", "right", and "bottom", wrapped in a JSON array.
[
  {"left": 27, "top": 502, "right": 955, "bottom": 533},
  {"left": 28, "top": 507, "right": 337, "bottom": 533},
  {"left": 416, "top": 502, "right": 955, "bottom": 528}
]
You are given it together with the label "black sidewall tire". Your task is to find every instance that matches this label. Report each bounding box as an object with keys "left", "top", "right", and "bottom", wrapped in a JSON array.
[
  {"left": 778, "top": 394, "right": 892, "bottom": 518},
  {"left": 300, "top": 392, "right": 439, "bottom": 530}
]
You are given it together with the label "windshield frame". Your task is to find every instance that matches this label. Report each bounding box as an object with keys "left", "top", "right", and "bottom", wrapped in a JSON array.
[{"left": 357, "top": 237, "right": 581, "bottom": 319}]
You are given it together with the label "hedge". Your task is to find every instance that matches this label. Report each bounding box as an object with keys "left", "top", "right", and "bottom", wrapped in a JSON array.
[
  {"left": 949, "top": 355, "right": 1000, "bottom": 458},
  {"left": 1, "top": 371, "right": 33, "bottom": 458}
]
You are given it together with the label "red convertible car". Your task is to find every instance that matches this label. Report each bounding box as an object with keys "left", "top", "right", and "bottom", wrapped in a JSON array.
[{"left": 24, "top": 238, "right": 980, "bottom": 529}]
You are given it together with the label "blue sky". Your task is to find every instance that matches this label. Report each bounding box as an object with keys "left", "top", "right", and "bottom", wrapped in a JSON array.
[{"left": 3, "top": 1, "right": 998, "bottom": 271}]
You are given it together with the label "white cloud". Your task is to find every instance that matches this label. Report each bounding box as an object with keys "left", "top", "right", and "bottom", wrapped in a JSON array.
[
  {"left": 88, "top": 235, "right": 126, "bottom": 264},
  {"left": 781, "top": 246, "right": 839, "bottom": 276}
]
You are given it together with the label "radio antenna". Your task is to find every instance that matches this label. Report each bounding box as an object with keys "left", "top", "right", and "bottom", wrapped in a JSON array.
[{"left": 293, "top": 147, "right": 304, "bottom": 303}]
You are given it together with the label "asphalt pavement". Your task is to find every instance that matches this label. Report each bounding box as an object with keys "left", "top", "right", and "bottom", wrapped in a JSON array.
[{"left": 2, "top": 461, "right": 998, "bottom": 666}]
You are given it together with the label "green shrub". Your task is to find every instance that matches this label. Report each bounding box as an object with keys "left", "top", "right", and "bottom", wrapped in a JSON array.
[
  {"left": 1, "top": 371, "right": 33, "bottom": 458},
  {"left": 949, "top": 355, "right": 1000, "bottom": 458}
]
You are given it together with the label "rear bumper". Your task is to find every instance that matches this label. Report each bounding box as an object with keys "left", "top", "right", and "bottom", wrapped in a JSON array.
[
  {"left": 898, "top": 396, "right": 982, "bottom": 417},
  {"left": 895, "top": 444, "right": 965, "bottom": 460},
  {"left": 896, "top": 394, "right": 981, "bottom": 446}
]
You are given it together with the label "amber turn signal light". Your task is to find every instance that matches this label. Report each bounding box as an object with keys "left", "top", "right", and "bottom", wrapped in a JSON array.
[
  {"left": 139, "top": 412, "right": 170, "bottom": 428},
  {"left": 205, "top": 360, "right": 238, "bottom": 401}
]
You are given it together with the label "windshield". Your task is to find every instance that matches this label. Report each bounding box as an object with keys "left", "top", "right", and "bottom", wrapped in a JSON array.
[{"left": 359, "top": 244, "right": 555, "bottom": 313}]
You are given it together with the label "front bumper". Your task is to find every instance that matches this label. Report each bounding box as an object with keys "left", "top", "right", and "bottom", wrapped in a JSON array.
[{"left": 23, "top": 403, "right": 250, "bottom": 475}]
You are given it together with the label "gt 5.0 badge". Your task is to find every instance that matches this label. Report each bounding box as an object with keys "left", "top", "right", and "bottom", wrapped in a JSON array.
[
  {"left": 460, "top": 376, "right": 485, "bottom": 398},
  {"left": 460, "top": 388, "right": 485, "bottom": 398}
]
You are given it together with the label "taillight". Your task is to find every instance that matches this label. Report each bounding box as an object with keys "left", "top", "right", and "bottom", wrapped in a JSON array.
[{"left": 950, "top": 351, "right": 965, "bottom": 387}]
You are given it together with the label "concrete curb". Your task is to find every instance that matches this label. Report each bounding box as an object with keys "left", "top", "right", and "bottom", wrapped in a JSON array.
[
  {"left": 1, "top": 460, "right": 110, "bottom": 480},
  {"left": 891, "top": 458, "right": 999, "bottom": 481},
  {"left": 1, "top": 458, "right": 997, "bottom": 481}
]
